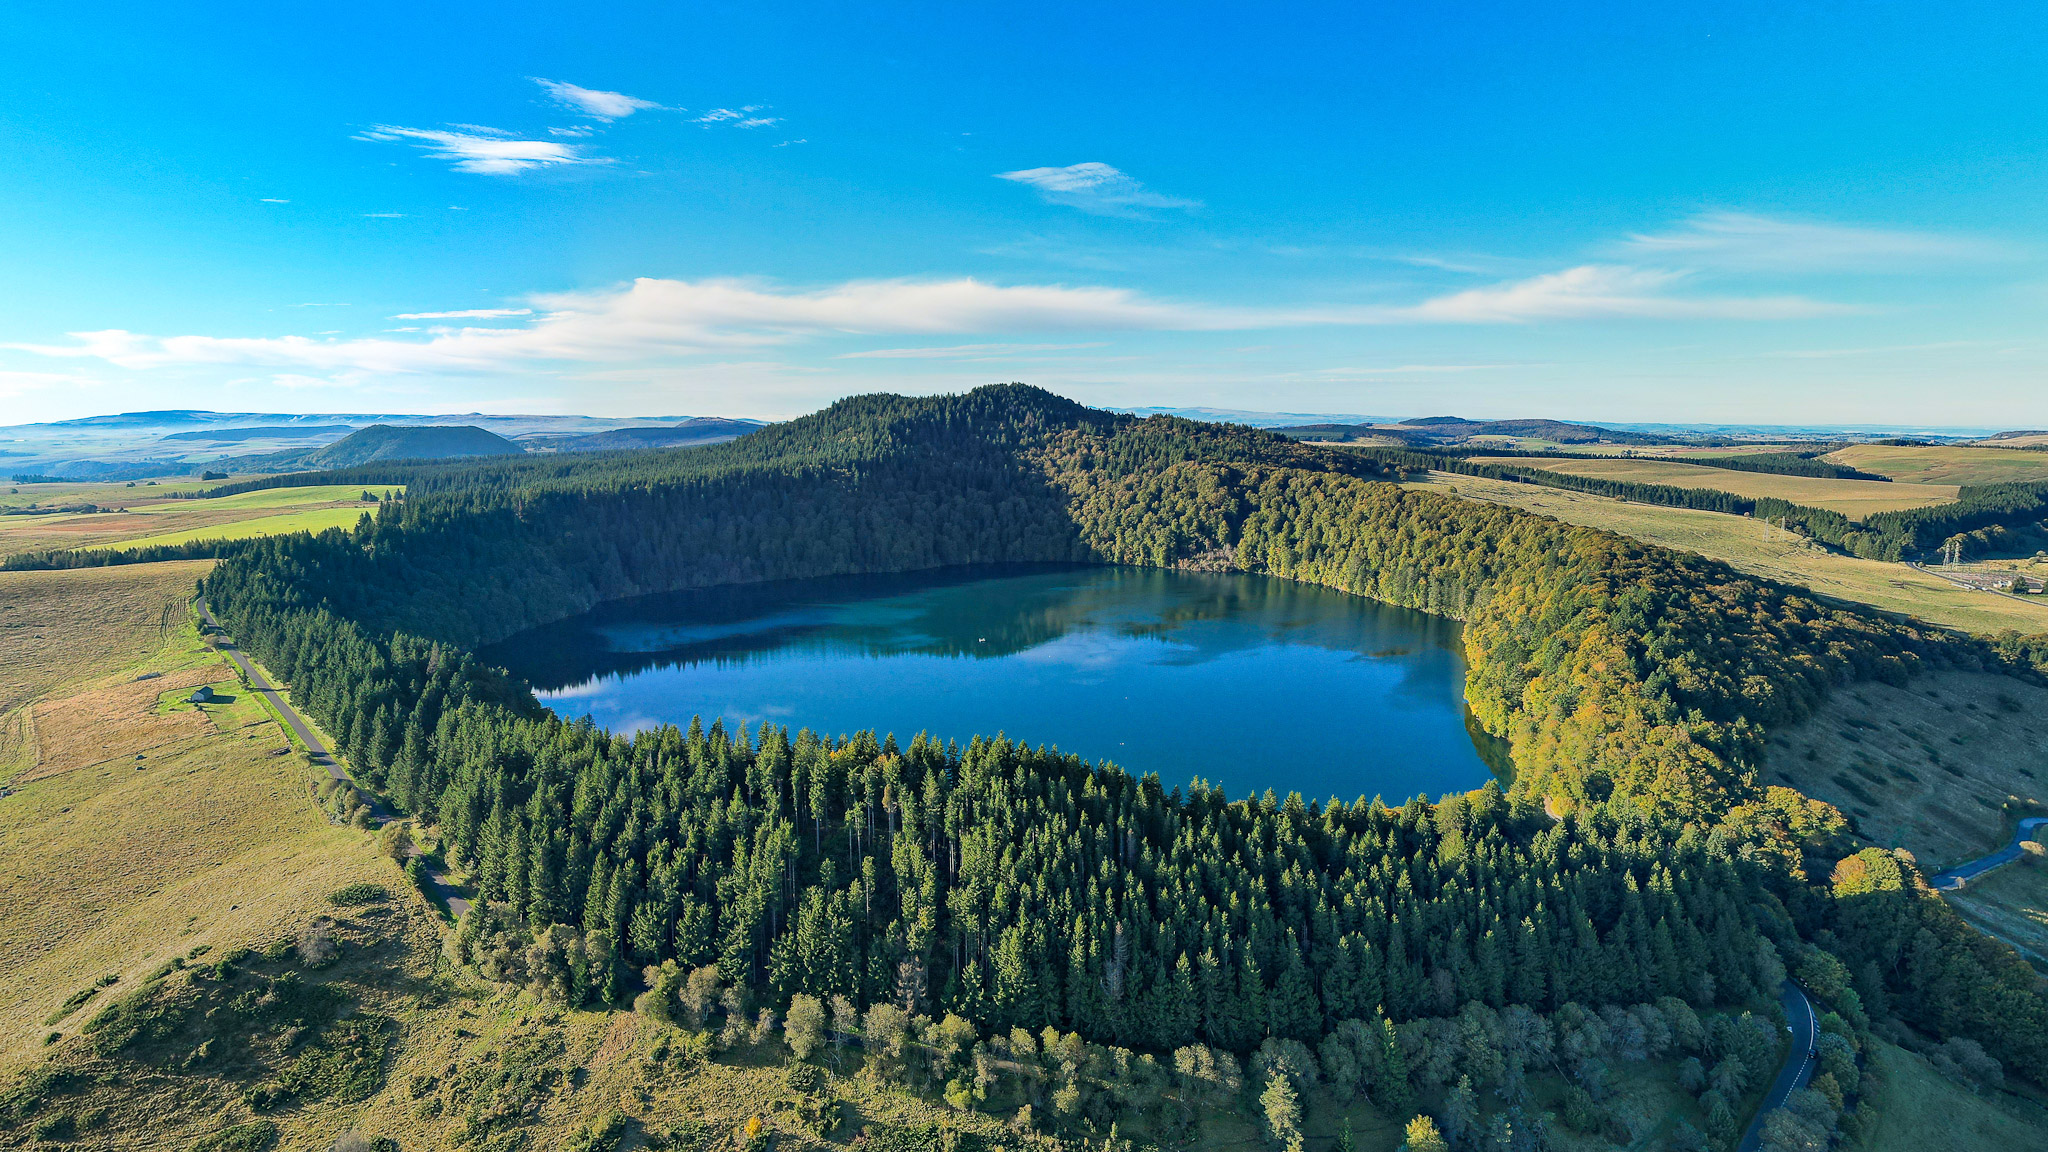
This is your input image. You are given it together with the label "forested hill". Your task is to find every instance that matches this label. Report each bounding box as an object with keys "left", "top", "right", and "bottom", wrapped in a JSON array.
[
  {"left": 234, "top": 422, "right": 523, "bottom": 470},
  {"left": 201, "top": 383, "right": 2048, "bottom": 1090}
]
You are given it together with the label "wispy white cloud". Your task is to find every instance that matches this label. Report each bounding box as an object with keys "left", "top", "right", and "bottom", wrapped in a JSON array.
[
  {"left": 357, "top": 124, "right": 606, "bottom": 175},
  {"left": 1393, "top": 265, "right": 1843, "bottom": 323},
  {"left": 840, "top": 342, "right": 1108, "bottom": 360},
  {"left": 774, "top": 139, "right": 808, "bottom": 148},
  {"left": 9, "top": 267, "right": 1837, "bottom": 377},
  {"left": 533, "top": 78, "right": 660, "bottom": 121},
  {"left": 362, "top": 212, "right": 406, "bottom": 219},
  {"left": 996, "top": 162, "right": 1199, "bottom": 217},
  {"left": 1619, "top": 211, "right": 2007, "bottom": 271},
  {"left": 391, "top": 308, "right": 533, "bottom": 320},
  {"left": 259, "top": 198, "right": 289, "bottom": 204}
]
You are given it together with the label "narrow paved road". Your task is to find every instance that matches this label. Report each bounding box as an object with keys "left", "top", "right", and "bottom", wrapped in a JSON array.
[
  {"left": 1930, "top": 816, "right": 2048, "bottom": 892},
  {"left": 1736, "top": 981, "right": 1817, "bottom": 1152},
  {"left": 197, "top": 597, "right": 470, "bottom": 918}
]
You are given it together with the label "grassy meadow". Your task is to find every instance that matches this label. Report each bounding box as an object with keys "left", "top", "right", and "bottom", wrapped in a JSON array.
[
  {"left": 1855, "top": 1040, "right": 2048, "bottom": 1151},
  {"left": 1508, "top": 456, "right": 1957, "bottom": 517},
  {"left": 1947, "top": 852, "right": 2048, "bottom": 967},
  {"left": 1408, "top": 472, "right": 2048, "bottom": 634},
  {"left": 1763, "top": 670, "right": 2048, "bottom": 870},
  {"left": 87, "top": 505, "right": 374, "bottom": 552},
  {"left": 1827, "top": 443, "right": 2048, "bottom": 486},
  {"left": 0, "top": 483, "right": 397, "bottom": 556},
  {"left": 0, "top": 561, "right": 212, "bottom": 714}
]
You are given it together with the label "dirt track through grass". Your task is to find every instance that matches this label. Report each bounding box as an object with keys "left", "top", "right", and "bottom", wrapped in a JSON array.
[{"left": 0, "top": 594, "right": 404, "bottom": 1069}]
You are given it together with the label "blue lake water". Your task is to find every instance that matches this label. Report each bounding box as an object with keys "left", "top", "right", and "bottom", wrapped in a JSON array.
[{"left": 483, "top": 565, "right": 1505, "bottom": 804}]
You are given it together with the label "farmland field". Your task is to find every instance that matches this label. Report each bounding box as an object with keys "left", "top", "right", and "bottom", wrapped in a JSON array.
[
  {"left": 0, "top": 483, "right": 397, "bottom": 555},
  {"left": 86, "top": 505, "right": 372, "bottom": 551},
  {"left": 1408, "top": 472, "right": 2048, "bottom": 633},
  {"left": 1826, "top": 443, "right": 2048, "bottom": 486},
  {"left": 1509, "top": 455, "right": 1958, "bottom": 516}
]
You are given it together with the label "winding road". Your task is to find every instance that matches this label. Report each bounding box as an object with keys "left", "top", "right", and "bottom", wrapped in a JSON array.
[
  {"left": 196, "top": 597, "right": 470, "bottom": 918},
  {"left": 1736, "top": 981, "right": 1818, "bottom": 1152},
  {"left": 1929, "top": 817, "right": 2048, "bottom": 892}
]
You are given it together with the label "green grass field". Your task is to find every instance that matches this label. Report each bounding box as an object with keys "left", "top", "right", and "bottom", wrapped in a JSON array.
[
  {"left": 1947, "top": 853, "right": 2048, "bottom": 966},
  {"left": 1551, "top": 442, "right": 1834, "bottom": 458},
  {"left": 1411, "top": 472, "right": 2048, "bottom": 634},
  {"left": 1826, "top": 443, "right": 2048, "bottom": 487},
  {"left": 1511, "top": 456, "right": 1957, "bottom": 517},
  {"left": 85, "top": 505, "right": 373, "bottom": 551},
  {"left": 1765, "top": 670, "right": 2048, "bottom": 870},
  {"left": 0, "top": 478, "right": 232, "bottom": 512},
  {"left": 1856, "top": 1039, "right": 2048, "bottom": 1151},
  {"left": 127, "top": 483, "right": 400, "bottom": 513},
  {"left": 2, "top": 484, "right": 398, "bottom": 556}
]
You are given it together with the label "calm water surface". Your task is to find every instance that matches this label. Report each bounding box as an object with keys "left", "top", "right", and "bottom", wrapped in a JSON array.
[{"left": 485, "top": 565, "right": 1505, "bottom": 803}]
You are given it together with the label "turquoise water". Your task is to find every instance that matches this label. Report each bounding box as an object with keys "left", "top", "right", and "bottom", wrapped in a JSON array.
[{"left": 485, "top": 565, "right": 1504, "bottom": 804}]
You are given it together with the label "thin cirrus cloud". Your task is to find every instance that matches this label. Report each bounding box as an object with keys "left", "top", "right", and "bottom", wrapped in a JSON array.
[
  {"left": 391, "top": 308, "right": 534, "bottom": 320},
  {"left": 532, "top": 78, "right": 661, "bottom": 121},
  {"left": 995, "top": 163, "right": 1199, "bottom": 216},
  {"left": 1398, "top": 265, "right": 1843, "bottom": 323},
  {"left": 356, "top": 125, "right": 605, "bottom": 174},
  {"left": 1618, "top": 211, "right": 2008, "bottom": 271},
  {"left": 693, "top": 107, "right": 780, "bottom": 128},
  {"left": 839, "top": 342, "right": 1109, "bottom": 360},
  {"left": 9, "top": 267, "right": 1838, "bottom": 378}
]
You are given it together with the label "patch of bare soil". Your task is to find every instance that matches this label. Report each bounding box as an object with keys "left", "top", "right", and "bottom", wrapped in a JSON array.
[{"left": 24, "top": 665, "right": 229, "bottom": 782}]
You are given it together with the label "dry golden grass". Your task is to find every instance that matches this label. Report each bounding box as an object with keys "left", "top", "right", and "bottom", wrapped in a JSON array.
[
  {"left": 0, "top": 560, "right": 211, "bottom": 714},
  {"left": 1765, "top": 671, "right": 2048, "bottom": 871},
  {"left": 0, "top": 606, "right": 407, "bottom": 1072},
  {"left": 1511, "top": 456, "right": 1957, "bottom": 517},
  {"left": 1409, "top": 473, "right": 2048, "bottom": 635},
  {"left": 1551, "top": 442, "right": 1835, "bottom": 459},
  {"left": 1828, "top": 443, "right": 2048, "bottom": 487},
  {"left": 19, "top": 666, "right": 223, "bottom": 783}
]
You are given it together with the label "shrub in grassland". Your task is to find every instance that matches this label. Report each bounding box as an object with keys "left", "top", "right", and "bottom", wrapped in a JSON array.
[{"left": 328, "top": 883, "right": 388, "bottom": 906}]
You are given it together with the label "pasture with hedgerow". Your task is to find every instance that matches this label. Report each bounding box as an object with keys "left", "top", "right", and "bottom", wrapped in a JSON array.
[{"left": 9, "top": 10, "right": 2048, "bottom": 1151}]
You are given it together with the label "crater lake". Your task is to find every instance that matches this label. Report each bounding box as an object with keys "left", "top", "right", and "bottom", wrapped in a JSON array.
[{"left": 483, "top": 565, "right": 1506, "bottom": 803}]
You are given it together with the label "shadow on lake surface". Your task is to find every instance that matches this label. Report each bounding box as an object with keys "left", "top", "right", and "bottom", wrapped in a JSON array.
[{"left": 484, "top": 564, "right": 1509, "bottom": 803}]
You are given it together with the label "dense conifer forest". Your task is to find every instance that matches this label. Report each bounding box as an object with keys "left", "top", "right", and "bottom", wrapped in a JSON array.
[{"left": 198, "top": 385, "right": 2048, "bottom": 1132}]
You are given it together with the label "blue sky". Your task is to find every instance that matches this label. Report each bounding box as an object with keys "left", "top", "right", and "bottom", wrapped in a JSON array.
[{"left": 2, "top": 2, "right": 2045, "bottom": 425}]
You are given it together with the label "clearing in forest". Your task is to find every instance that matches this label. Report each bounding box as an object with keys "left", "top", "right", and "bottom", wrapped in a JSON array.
[
  {"left": 1407, "top": 473, "right": 2048, "bottom": 634},
  {"left": 1825, "top": 443, "right": 2048, "bottom": 487},
  {"left": 1507, "top": 456, "right": 1957, "bottom": 517},
  {"left": 1764, "top": 671, "right": 2048, "bottom": 871}
]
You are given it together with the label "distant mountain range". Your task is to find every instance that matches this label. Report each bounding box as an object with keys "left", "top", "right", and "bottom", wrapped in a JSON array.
[
  {"left": 0, "top": 409, "right": 766, "bottom": 479},
  {"left": 1, "top": 401, "right": 2029, "bottom": 483},
  {"left": 522, "top": 419, "right": 766, "bottom": 453},
  {"left": 1270, "top": 416, "right": 1686, "bottom": 447},
  {"left": 225, "top": 425, "right": 525, "bottom": 471}
]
